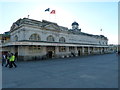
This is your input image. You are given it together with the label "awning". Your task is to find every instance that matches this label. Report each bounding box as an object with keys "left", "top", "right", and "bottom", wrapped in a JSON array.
[{"left": 1, "top": 41, "right": 109, "bottom": 48}]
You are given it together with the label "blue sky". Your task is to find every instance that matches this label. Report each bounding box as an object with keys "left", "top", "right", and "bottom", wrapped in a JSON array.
[{"left": 0, "top": 0, "right": 118, "bottom": 44}]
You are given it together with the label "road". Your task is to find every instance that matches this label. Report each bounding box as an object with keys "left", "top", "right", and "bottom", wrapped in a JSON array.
[{"left": 2, "top": 53, "right": 118, "bottom": 88}]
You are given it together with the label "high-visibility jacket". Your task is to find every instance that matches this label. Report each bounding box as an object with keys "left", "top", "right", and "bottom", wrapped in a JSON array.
[
  {"left": 7, "top": 56, "right": 9, "bottom": 60},
  {"left": 10, "top": 55, "right": 15, "bottom": 61}
]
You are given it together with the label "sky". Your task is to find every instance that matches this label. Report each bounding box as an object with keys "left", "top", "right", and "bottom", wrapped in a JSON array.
[{"left": 0, "top": 0, "right": 118, "bottom": 44}]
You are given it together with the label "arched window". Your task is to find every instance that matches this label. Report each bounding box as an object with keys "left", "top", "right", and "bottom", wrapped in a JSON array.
[
  {"left": 47, "top": 35, "right": 54, "bottom": 42},
  {"left": 14, "top": 35, "right": 18, "bottom": 41},
  {"left": 29, "top": 33, "right": 40, "bottom": 41},
  {"left": 59, "top": 37, "right": 65, "bottom": 43}
]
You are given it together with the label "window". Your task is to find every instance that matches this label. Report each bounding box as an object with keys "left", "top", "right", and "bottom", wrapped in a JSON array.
[
  {"left": 47, "top": 35, "right": 54, "bottom": 42},
  {"left": 99, "top": 41, "right": 101, "bottom": 44},
  {"left": 29, "top": 45, "right": 42, "bottom": 53},
  {"left": 14, "top": 35, "right": 18, "bottom": 41},
  {"left": 103, "top": 42, "right": 104, "bottom": 45},
  {"left": 59, "top": 46, "right": 66, "bottom": 52},
  {"left": 106, "top": 42, "right": 107, "bottom": 45},
  {"left": 69, "top": 47, "right": 75, "bottom": 52},
  {"left": 29, "top": 34, "right": 40, "bottom": 41},
  {"left": 59, "top": 37, "right": 65, "bottom": 43}
]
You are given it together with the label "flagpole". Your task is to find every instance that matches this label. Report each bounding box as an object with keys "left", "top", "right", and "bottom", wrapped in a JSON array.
[
  {"left": 48, "top": 12, "right": 50, "bottom": 21},
  {"left": 50, "top": 10, "right": 56, "bottom": 22},
  {"left": 27, "top": 15, "right": 29, "bottom": 19},
  {"left": 100, "top": 29, "right": 102, "bottom": 35},
  {"left": 55, "top": 12, "right": 57, "bottom": 23},
  {"left": 45, "top": 8, "right": 50, "bottom": 21}
]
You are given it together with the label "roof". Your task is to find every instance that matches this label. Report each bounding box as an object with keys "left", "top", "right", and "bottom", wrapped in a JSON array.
[
  {"left": 9, "top": 18, "right": 108, "bottom": 40},
  {"left": 0, "top": 32, "right": 10, "bottom": 38},
  {"left": 72, "top": 21, "right": 79, "bottom": 26}
]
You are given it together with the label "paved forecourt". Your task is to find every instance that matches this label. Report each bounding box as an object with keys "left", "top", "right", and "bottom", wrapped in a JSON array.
[{"left": 2, "top": 53, "right": 118, "bottom": 88}]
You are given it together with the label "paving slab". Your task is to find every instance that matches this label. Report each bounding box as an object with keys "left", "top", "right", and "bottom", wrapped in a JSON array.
[{"left": 2, "top": 53, "right": 118, "bottom": 88}]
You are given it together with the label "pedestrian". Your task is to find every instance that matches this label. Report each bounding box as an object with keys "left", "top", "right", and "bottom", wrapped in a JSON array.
[
  {"left": 2, "top": 54, "right": 6, "bottom": 66},
  {"left": 5, "top": 52, "right": 11, "bottom": 67},
  {"left": 9, "top": 53, "right": 17, "bottom": 68}
]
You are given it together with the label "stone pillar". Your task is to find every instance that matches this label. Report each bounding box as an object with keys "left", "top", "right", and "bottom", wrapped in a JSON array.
[
  {"left": 18, "top": 46, "right": 27, "bottom": 61},
  {"left": 66, "top": 46, "right": 70, "bottom": 57},
  {"left": 9, "top": 46, "right": 13, "bottom": 53},
  {"left": 102, "top": 47, "right": 104, "bottom": 53},
  {"left": 97, "top": 47, "right": 99, "bottom": 54},
  {"left": 82, "top": 46, "right": 84, "bottom": 55},
  {"left": 99, "top": 47, "right": 101, "bottom": 54},
  {"left": 95, "top": 47, "right": 98, "bottom": 54},
  {"left": 106, "top": 47, "right": 109, "bottom": 53},
  {"left": 100, "top": 47, "right": 103, "bottom": 54},
  {"left": 104, "top": 47, "right": 106, "bottom": 53},
  {"left": 92, "top": 47, "right": 93, "bottom": 54},
  {"left": 88, "top": 47, "right": 90, "bottom": 55},
  {"left": 66, "top": 46, "right": 69, "bottom": 53},
  {"left": 55, "top": 46, "right": 59, "bottom": 54},
  {"left": 92, "top": 47, "right": 95, "bottom": 54},
  {"left": 18, "top": 46, "right": 26, "bottom": 56},
  {"left": 74, "top": 47, "right": 78, "bottom": 56},
  {"left": 42, "top": 46, "right": 47, "bottom": 55},
  {"left": 55, "top": 46, "right": 59, "bottom": 57}
]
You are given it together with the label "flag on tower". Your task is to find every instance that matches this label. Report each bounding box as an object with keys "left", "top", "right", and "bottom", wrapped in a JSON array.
[{"left": 50, "top": 10, "right": 56, "bottom": 14}]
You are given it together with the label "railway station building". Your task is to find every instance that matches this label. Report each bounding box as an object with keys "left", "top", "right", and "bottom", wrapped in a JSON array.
[{"left": 0, "top": 18, "right": 113, "bottom": 61}]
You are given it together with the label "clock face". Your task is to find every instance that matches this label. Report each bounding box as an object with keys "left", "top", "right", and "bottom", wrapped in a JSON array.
[{"left": 73, "top": 25, "right": 78, "bottom": 29}]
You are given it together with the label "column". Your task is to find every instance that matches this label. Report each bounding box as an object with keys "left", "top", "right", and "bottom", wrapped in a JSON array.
[
  {"left": 97, "top": 47, "right": 99, "bottom": 54},
  {"left": 104, "top": 47, "right": 106, "bottom": 53},
  {"left": 88, "top": 47, "right": 90, "bottom": 55},
  {"left": 106, "top": 47, "right": 109, "bottom": 53},
  {"left": 98, "top": 47, "right": 100, "bottom": 54},
  {"left": 55, "top": 46, "right": 59, "bottom": 57},
  {"left": 92, "top": 47, "right": 95, "bottom": 54},
  {"left": 82, "top": 46, "right": 84, "bottom": 55},
  {"left": 96, "top": 47, "right": 98, "bottom": 54},
  {"left": 18, "top": 46, "right": 26, "bottom": 56},
  {"left": 100, "top": 47, "right": 103, "bottom": 54},
  {"left": 66, "top": 46, "right": 69, "bottom": 53},
  {"left": 10, "top": 46, "right": 15, "bottom": 54},
  {"left": 75, "top": 47, "right": 78, "bottom": 56},
  {"left": 66, "top": 46, "right": 70, "bottom": 57},
  {"left": 18, "top": 46, "right": 27, "bottom": 61},
  {"left": 42, "top": 46, "right": 47, "bottom": 55}
]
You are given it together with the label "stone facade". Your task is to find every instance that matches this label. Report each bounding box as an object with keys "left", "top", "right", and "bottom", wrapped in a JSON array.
[
  {"left": 10, "top": 18, "right": 108, "bottom": 45},
  {"left": 1, "top": 18, "right": 113, "bottom": 61}
]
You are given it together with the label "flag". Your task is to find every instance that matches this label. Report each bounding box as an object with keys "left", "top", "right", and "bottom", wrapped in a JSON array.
[
  {"left": 50, "top": 10, "right": 55, "bottom": 14},
  {"left": 27, "top": 15, "right": 29, "bottom": 18},
  {"left": 45, "top": 8, "right": 50, "bottom": 12}
]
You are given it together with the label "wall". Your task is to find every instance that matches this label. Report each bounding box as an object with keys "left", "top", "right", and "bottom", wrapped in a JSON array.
[{"left": 10, "top": 25, "right": 108, "bottom": 46}]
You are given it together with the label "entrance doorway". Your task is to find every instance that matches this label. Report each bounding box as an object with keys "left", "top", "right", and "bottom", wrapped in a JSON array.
[
  {"left": 77, "top": 47, "right": 82, "bottom": 56},
  {"left": 47, "top": 51, "right": 53, "bottom": 58},
  {"left": 15, "top": 46, "right": 18, "bottom": 60},
  {"left": 78, "top": 50, "right": 81, "bottom": 56},
  {"left": 46, "top": 46, "right": 55, "bottom": 58}
]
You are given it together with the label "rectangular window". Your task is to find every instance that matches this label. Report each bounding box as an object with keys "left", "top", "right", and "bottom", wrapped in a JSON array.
[
  {"left": 29, "top": 45, "right": 42, "bottom": 53},
  {"left": 69, "top": 47, "right": 75, "bottom": 52},
  {"left": 84, "top": 48, "right": 88, "bottom": 52},
  {"left": 59, "top": 46, "right": 66, "bottom": 52}
]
